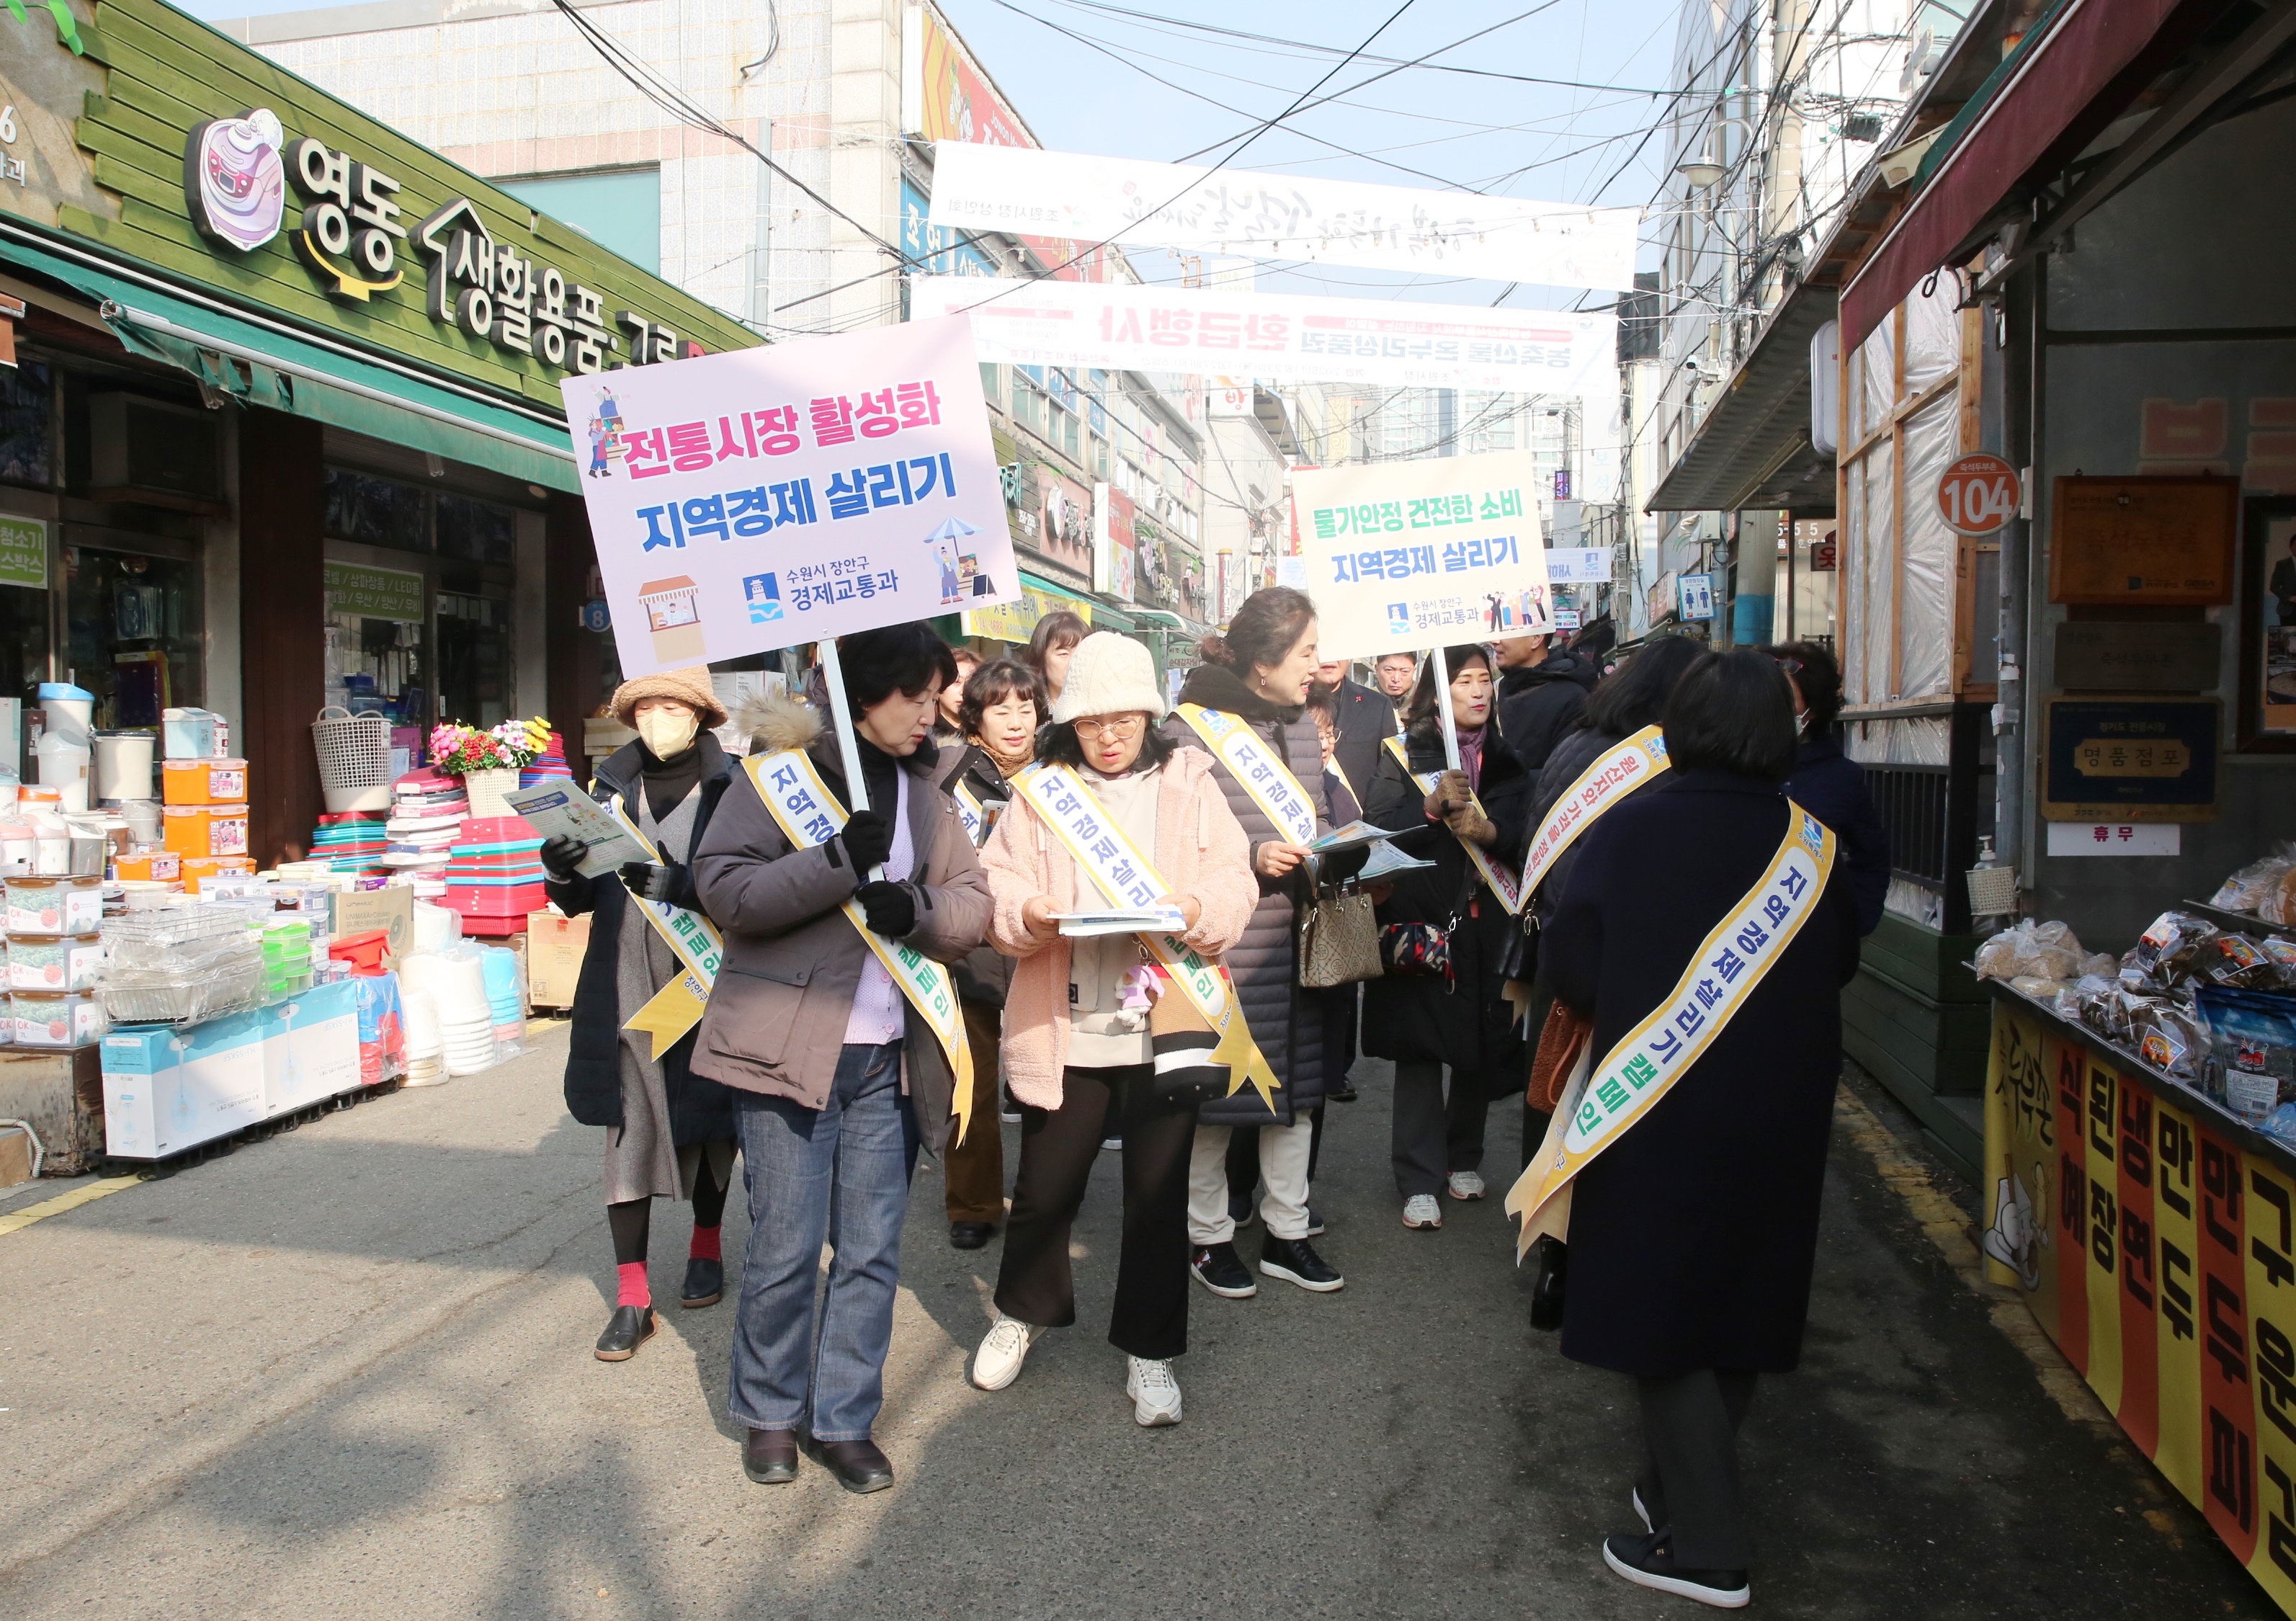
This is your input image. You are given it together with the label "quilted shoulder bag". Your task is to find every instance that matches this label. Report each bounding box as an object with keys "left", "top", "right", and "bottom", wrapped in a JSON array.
[
  {"left": 1376, "top": 868, "right": 1475, "bottom": 980},
  {"left": 1297, "top": 884, "right": 1380, "bottom": 988}
]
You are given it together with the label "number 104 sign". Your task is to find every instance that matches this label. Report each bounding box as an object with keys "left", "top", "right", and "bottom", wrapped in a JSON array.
[{"left": 1937, "top": 452, "right": 2021, "bottom": 537}]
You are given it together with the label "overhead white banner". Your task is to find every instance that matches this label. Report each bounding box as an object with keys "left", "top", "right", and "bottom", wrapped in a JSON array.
[
  {"left": 928, "top": 143, "right": 1639, "bottom": 292},
  {"left": 1545, "top": 547, "right": 1612, "bottom": 583},
  {"left": 912, "top": 277, "right": 1617, "bottom": 398},
  {"left": 1290, "top": 450, "right": 1553, "bottom": 657}
]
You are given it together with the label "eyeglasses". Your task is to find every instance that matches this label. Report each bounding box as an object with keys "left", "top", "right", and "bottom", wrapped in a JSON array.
[{"left": 1073, "top": 714, "right": 1148, "bottom": 741}]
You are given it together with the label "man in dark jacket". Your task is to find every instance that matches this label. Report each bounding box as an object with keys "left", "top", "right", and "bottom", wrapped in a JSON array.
[
  {"left": 1495, "top": 634, "right": 1599, "bottom": 772},
  {"left": 1312, "top": 658, "right": 1398, "bottom": 807}
]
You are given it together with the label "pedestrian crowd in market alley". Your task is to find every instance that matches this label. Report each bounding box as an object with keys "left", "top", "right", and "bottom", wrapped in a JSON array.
[{"left": 539, "top": 586, "right": 1890, "bottom": 1611}]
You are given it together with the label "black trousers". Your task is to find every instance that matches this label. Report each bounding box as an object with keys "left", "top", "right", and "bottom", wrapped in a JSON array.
[
  {"left": 1636, "top": 1369, "right": 1759, "bottom": 1570},
  {"left": 1390, "top": 1058, "right": 1493, "bottom": 1197},
  {"left": 993, "top": 1065, "right": 1196, "bottom": 1360}
]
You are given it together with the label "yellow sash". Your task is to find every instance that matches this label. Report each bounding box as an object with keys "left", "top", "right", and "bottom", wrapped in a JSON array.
[
  {"left": 744, "top": 751, "right": 978, "bottom": 1146},
  {"left": 1013, "top": 762, "right": 1282, "bottom": 1111},
  {"left": 1382, "top": 734, "right": 1526, "bottom": 914},
  {"left": 1520, "top": 725, "right": 1671, "bottom": 897},
  {"left": 1175, "top": 705, "right": 1319, "bottom": 846},
  {"left": 1504, "top": 805, "right": 1836, "bottom": 1257},
  {"left": 951, "top": 777, "right": 989, "bottom": 845},
  {"left": 608, "top": 794, "right": 725, "bottom": 1059}
]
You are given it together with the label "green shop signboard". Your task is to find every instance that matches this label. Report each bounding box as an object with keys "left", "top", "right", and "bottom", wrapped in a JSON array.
[
  {"left": 9, "top": 0, "right": 758, "bottom": 416},
  {"left": 0, "top": 516, "right": 50, "bottom": 589},
  {"left": 324, "top": 558, "right": 424, "bottom": 622}
]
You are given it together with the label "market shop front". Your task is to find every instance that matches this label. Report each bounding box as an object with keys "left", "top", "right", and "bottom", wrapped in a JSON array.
[
  {"left": 1821, "top": 0, "right": 2296, "bottom": 1607},
  {"left": 0, "top": 0, "right": 755, "bottom": 863}
]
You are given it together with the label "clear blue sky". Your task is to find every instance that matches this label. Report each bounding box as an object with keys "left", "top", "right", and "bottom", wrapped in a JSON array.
[{"left": 170, "top": 0, "right": 1679, "bottom": 308}]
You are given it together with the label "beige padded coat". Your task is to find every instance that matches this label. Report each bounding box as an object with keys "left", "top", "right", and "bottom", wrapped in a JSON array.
[{"left": 980, "top": 747, "right": 1259, "bottom": 1110}]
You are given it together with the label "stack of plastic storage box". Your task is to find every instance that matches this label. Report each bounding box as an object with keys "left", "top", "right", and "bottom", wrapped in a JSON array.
[
  {"left": 442, "top": 817, "right": 545, "bottom": 937},
  {"left": 161, "top": 754, "right": 254, "bottom": 892},
  {"left": 4, "top": 871, "right": 108, "bottom": 1049}
]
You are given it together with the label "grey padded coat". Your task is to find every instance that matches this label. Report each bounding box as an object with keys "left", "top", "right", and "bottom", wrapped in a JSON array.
[{"left": 1160, "top": 663, "right": 1335, "bottom": 1127}]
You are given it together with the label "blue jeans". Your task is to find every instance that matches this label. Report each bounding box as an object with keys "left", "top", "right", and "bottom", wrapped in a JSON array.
[{"left": 728, "top": 1042, "right": 919, "bottom": 1441}]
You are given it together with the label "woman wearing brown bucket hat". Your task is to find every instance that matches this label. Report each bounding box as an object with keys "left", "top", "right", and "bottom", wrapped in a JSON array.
[{"left": 537, "top": 665, "right": 742, "bottom": 1363}]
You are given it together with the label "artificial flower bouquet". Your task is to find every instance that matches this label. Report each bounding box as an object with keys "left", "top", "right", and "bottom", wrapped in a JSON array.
[{"left": 429, "top": 717, "right": 551, "bottom": 776}]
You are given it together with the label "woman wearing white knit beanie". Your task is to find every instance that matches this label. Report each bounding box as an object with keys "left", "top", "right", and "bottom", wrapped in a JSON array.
[{"left": 970, "top": 633, "right": 1259, "bottom": 1426}]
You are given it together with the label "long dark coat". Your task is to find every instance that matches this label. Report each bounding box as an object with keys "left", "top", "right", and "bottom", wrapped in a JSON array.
[
  {"left": 1784, "top": 732, "right": 1891, "bottom": 937},
  {"left": 1161, "top": 663, "right": 1334, "bottom": 1127},
  {"left": 1542, "top": 770, "right": 1862, "bottom": 1380},
  {"left": 550, "top": 733, "right": 738, "bottom": 1144},
  {"left": 1360, "top": 718, "right": 1533, "bottom": 1086}
]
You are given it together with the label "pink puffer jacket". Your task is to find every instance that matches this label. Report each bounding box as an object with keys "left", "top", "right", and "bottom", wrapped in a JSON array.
[{"left": 981, "top": 749, "right": 1259, "bottom": 1109}]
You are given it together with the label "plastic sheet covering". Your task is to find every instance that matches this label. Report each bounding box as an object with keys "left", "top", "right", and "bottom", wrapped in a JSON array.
[
  {"left": 1898, "top": 392, "right": 1957, "bottom": 700},
  {"left": 1859, "top": 437, "right": 1897, "bottom": 702},
  {"left": 1856, "top": 321, "right": 1894, "bottom": 442},
  {"left": 1885, "top": 875, "right": 1945, "bottom": 929},
  {"left": 1844, "top": 715, "right": 1950, "bottom": 764},
  {"left": 1902, "top": 280, "right": 1960, "bottom": 400}
]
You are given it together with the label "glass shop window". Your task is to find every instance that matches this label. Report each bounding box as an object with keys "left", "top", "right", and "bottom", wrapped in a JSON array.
[
  {"left": 437, "top": 591, "right": 514, "bottom": 729},
  {"left": 323, "top": 468, "right": 431, "bottom": 553},
  {"left": 437, "top": 494, "right": 514, "bottom": 566},
  {"left": 66, "top": 548, "right": 204, "bottom": 728},
  {"left": 0, "top": 361, "right": 55, "bottom": 488}
]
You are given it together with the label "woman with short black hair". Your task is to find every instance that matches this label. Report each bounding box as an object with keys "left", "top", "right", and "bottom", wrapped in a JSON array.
[
  {"left": 1769, "top": 640, "right": 1890, "bottom": 937},
  {"left": 1026, "top": 609, "right": 1089, "bottom": 706},
  {"left": 1361, "top": 643, "right": 1533, "bottom": 1229},
  {"left": 935, "top": 657, "right": 1049, "bottom": 1248},
  {"left": 693, "top": 622, "right": 990, "bottom": 1494},
  {"left": 1540, "top": 648, "right": 1862, "bottom": 1608}
]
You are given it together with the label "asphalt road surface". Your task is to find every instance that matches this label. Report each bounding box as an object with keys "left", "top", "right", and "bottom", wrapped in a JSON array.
[{"left": 0, "top": 1024, "right": 2272, "bottom": 1619}]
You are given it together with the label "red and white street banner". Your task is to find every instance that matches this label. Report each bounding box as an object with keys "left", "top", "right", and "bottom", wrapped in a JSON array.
[{"left": 911, "top": 275, "right": 1617, "bottom": 398}]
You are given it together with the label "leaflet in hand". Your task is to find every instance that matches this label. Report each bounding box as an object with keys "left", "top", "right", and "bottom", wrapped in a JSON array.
[
  {"left": 1053, "top": 906, "right": 1187, "bottom": 938},
  {"left": 1357, "top": 840, "right": 1437, "bottom": 880},
  {"left": 502, "top": 781, "right": 646, "bottom": 879},
  {"left": 1308, "top": 820, "right": 1406, "bottom": 854}
]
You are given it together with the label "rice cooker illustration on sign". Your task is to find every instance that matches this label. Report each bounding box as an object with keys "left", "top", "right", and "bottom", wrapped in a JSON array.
[{"left": 184, "top": 108, "right": 288, "bottom": 253}]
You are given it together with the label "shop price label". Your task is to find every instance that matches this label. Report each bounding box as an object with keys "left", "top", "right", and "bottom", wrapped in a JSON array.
[{"left": 1937, "top": 452, "right": 2021, "bottom": 536}]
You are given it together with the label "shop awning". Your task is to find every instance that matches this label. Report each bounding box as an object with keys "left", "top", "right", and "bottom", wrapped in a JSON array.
[
  {"left": 1838, "top": 0, "right": 2227, "bottom": 348},
  {"left": 1645, "top": 285, "right": 1839, "bottom": 517},
  {"left": 961, "top": 569, "right": 1099, "bottom": 643},
  {"left": 0, "top": 231, "right": 581, "bottom": 492}
]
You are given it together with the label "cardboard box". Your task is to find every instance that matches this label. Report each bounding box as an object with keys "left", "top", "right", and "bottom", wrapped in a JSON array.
[
  {"left": 0, "top": 1124, "right": 32, "bottom": 1191},
  {"left": 527, "top": 913, "right": 589, "bottom": 1007},
  {"left": 331, "top": 884, "right": 414, "bottom": 960},
  {"left": 265, "top": 979, "right": 360, "bottom": 1113},
  {"left": 102, "top": 1012, "right": 268, "bottom": 1160}
]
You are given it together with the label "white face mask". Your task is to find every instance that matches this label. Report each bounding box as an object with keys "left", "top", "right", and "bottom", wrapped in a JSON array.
[{"left": 636, "top": 707, "right": 700, "bottom": 759}]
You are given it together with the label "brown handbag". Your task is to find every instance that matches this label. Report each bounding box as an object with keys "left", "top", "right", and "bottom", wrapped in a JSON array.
[
  {"left": 1296, "top": 886, "right": 1382, "bottom": 988},
  {"left": 1527, "top": 998, "right": 1594, "bottom": 1114}
]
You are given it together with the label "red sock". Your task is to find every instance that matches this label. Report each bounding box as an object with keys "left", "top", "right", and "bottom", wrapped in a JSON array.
[
  {"left": 616, "top": 1261, "right": 651, "bottom": 1308},
  {"left": 690, "top": 1224, "right": 722, "bottom": 1262}
]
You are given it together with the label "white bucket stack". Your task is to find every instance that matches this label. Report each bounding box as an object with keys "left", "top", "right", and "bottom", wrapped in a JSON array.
[
  {"left": 401, "top": 986, "right": 447, "bottom": 1086},
  {"left": 402, "top": 949, "right": 495, "bottom": 1076}
]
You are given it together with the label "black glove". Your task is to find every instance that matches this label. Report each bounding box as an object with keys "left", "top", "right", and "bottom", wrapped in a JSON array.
[
  {"left": 854, "top": 880, "right": 917, "bottom": 937},
  {"left": 838, "top": 809, "right": 893, "bottom": 872},
  {"left": 617, "top": 860, "right": 685, "bottom": 903},
  {"left": 540, "top": 834, "right": 587, "bottom": 882}
]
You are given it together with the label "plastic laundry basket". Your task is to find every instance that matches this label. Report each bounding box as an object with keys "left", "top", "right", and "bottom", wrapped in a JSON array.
[{"left": 311, "top": 705, "right": 393, "bottom": 813}]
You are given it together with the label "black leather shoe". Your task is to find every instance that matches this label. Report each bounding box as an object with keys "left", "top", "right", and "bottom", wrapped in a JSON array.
[
  {"left": 1529, "top": 1235, "right": 1568, "bottom": 1332},
  {"left": 1601, "top": 1532, "right": 1748, "bottom": 1608},
  {"left": 1328, "top": 1082, "right": 1359, "bottom": 1102},
  {"left": 1259, "top": 1233, "right": 1344, "bottom": 1292},
  {"left": 803, "top": 1434, "right": 895, "bottom": 1494},
  {"left": 742, "top": 1427, "right": 798, "bottom": 1485},
  {"left": 681, "top": 1256, "right": 724, "bottom": 1308},
  {"left": 949, "top": 1220, "right": 995, "bottom": 1250},
  {"left": 594, "top": 1305, "right": 655, "bottom": 1361}
]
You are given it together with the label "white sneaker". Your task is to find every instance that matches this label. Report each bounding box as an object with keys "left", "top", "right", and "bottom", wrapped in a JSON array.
[
  {"left": 1125, "top": 1355, "right": 1183, "bottom": 1426},
  {"left": 971, "top": 1316, "right": 1040, "bottom": 1390},
  {"left": 1402, "top": 1194, "right": 1443, "bottom": 1229},
  {"left": 1448, "top": 1170, "right": 1487, "bottom": 1200}
]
